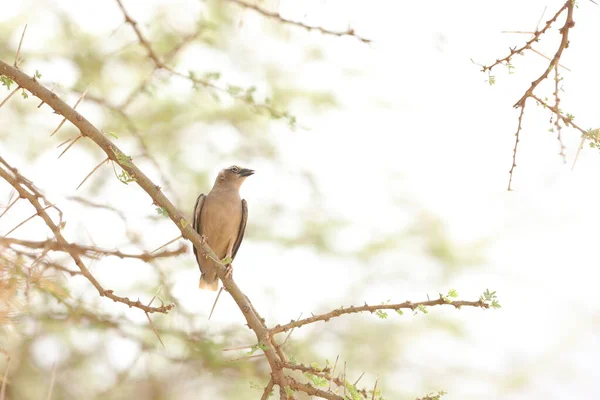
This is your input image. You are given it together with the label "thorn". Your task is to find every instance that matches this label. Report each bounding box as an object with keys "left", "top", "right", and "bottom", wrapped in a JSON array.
[
  {"left": 0, "top": 86, "right": 21, "bottom": 109},
  {"left": 14, "top": 24, "right": 27, "bottom": 68},
  {"left": 50, "top": 85, "right": 90, "bottom": 136},
  {"left": 76, "top": 157, "right": 109, "bottom": 190},
  {"left": 208, "top": 287, "right": 224, "bottom": 320}
]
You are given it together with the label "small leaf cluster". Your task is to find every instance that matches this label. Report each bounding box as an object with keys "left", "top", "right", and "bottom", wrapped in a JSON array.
[{"left": 480, "top": 289, "right": 501, "bottom": 309}]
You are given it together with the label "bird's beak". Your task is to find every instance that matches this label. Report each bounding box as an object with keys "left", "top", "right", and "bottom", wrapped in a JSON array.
[{"left": 238, "top": 168, "right": 255, "bottom": 177}]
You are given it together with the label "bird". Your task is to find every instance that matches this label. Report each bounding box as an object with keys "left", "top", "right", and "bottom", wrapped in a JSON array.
[{"left": 192, "top": 165, "right": 254, "bottom": 291}]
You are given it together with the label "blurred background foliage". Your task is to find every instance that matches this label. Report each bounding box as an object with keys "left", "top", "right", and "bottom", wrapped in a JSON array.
[{"left": 0, "top": 0, "right": 491, "bottom": 399}]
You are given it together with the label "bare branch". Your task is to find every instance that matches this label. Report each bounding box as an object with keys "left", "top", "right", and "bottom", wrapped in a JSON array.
[
  {"left": 0, "top": 156, "right": 174, "bottom": 314},
  {"left": 0, "top": 237, "right": 187, "bottom": 262},
  {"left": 508, "top": 106, "right": 526, "bottom": 191},
  {"left": 226, "top": 0, "right": 371, "bottom": 43}
]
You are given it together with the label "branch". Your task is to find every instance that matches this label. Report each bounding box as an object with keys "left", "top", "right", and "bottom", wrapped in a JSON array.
[
  {"left": 0, "top": 156, "right": 174, "bottom": 314},
  {"left": 0, "top": 237, "right": 187, "bottom": 262},
  {"left": 287, "top": 377, "right": 343, "bottom": 400},
  {"left": 0, "top": 57, "right": 288, "bottom": 391},
  {"left": 270, "top": 297, "right": 489, "bottom": 334},
  {"left": 481, "top": 2, "right": 569, "bottom": 74},
  {"left": 227, "top": 0, "right": 371, "bottom": 43},
  {"left": 512, "top": 2, "right": 574, "bottom": 109},
  {"left": 480, "top": 0, "right": 577, "bottom": 190},
  {"left": 113, "top": 0, "right": 295, "bottom": 124}
]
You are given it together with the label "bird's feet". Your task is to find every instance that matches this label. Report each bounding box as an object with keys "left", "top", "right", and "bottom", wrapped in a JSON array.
[
  {"left": 200, "top": 234, "right": 208, "bottom": 244},
  {"left": 225, "top": 264, "right": 233, "bottom": 278}
]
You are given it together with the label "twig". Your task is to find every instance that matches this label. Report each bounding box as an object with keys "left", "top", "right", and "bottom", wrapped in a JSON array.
[
  {"left": 0, "top": 237, "right": 187, "bottom": 262},
  {"left": 482, "top": 2, "right": 569, "bottom": 74},
  {"left": 226, "top": 0, "right": 371, "bottom": 43},
  {"left": 508, "top": 106, "right": 526, "bottom": 191}
]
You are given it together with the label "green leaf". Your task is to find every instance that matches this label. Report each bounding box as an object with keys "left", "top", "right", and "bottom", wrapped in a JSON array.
[
  {"left": 221, "top": 257, "right": 233, "bottom": 265},
  {"left": 203, "top": 71, "right": 221, "bottom": 81},
  {"left": 156, "top": 207, "right": 169, "bottom": 217},
  {"left": 226, "top": 85, "right": 243, "bottom": 95},
  {"left": 1, "top": 75, "right": 14, "bottom": 89},
  {"left": 111, "top": 147, "right": 134, "bottom": 167}
]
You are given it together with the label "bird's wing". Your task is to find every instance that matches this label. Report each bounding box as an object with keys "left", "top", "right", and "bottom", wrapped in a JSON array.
[
  {"left": 192, "top": 193, "right": 205, "bottom": 266},
  {"left": 231, "top": 199, "right": 248, "bottom": 260}
]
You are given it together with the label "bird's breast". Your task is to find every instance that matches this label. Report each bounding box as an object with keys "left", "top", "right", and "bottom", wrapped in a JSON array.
[{"left": 200, "top": 193, "right": 242, "bottom": 257}]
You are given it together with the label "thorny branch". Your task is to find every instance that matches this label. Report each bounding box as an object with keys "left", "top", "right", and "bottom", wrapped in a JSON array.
[
  {"left": 1, "top": 5, "right": 498, "bottom": 394},
  {"left": 0, "top": 155, "right": 174, "bottom": 314},
  {"left": 226, "top": 0, "right": 372, "bottom": 43},
  {"left": 0, "top": 57, "right": 498, "bottom": 398},
  {"left": 0, "top": 57, "right": 291, "bottom": 398},
  {"left": 480, "top": 0, "right": 588, "bottom": 190},
  {"left": 270, "top": 297, "right": 489, "bottom": 335}
]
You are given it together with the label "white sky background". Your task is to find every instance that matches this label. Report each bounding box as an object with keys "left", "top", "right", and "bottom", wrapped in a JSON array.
[{"left": 1, "top": 0, "right": 600, "bottom": 399}]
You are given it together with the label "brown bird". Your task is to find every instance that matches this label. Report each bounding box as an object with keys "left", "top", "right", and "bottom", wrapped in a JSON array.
[{"left": 192, "top": 165, "right": 253, "bottom": 291}]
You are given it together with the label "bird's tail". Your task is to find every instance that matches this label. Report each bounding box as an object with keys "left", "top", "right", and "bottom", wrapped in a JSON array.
[{"left": 199, "top": 274, "right": 219, "bottom": 291}]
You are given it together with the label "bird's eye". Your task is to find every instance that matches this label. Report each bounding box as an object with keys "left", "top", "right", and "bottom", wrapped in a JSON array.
[{"left": 230, "top": 166, "right": 240, "bottom": 173}]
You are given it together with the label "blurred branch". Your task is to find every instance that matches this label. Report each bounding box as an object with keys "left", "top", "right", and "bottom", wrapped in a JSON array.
[
  {"left": 113, "top": 0, "right": 295, "bottom": 124},
  {"left": 0, "top": 155, "right": 174, "bottom": 314},
  {"left": 0, "top": 237, "right": 187, "bottom": 262},
  {"left": 227, "top": 0, "right": 372, "bottom": 43}
]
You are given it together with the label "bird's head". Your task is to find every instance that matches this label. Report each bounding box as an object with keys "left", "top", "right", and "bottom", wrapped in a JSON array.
[{"left": 213, "top": 165, "right": 254, "bottom": 189}]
